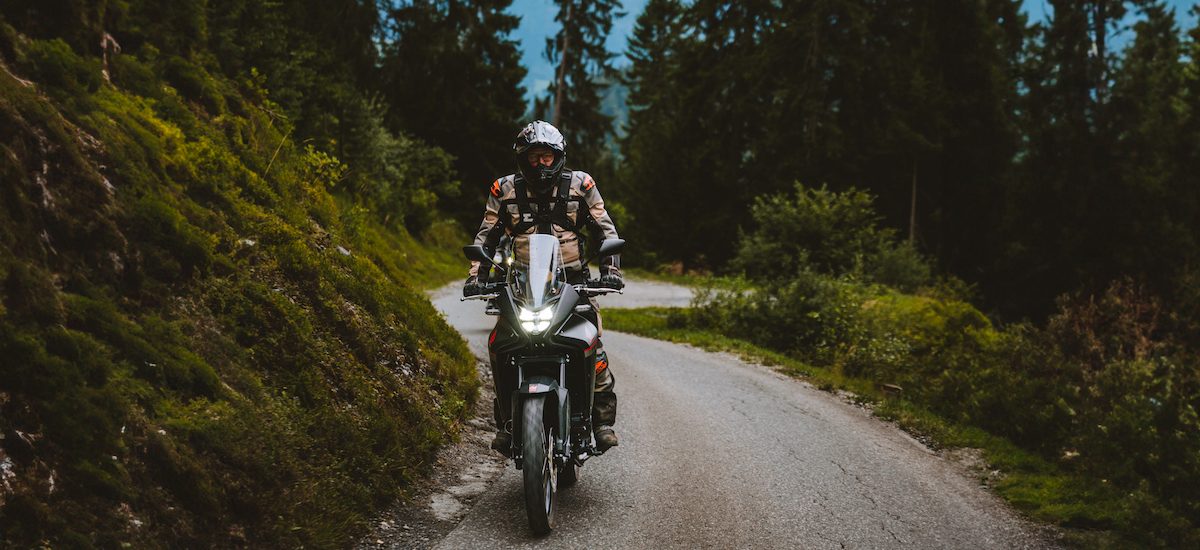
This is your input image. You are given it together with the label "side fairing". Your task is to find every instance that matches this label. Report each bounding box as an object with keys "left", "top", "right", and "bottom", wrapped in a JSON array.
[{"left": 555, "top": 314, "right": 598, "bottom": 350}]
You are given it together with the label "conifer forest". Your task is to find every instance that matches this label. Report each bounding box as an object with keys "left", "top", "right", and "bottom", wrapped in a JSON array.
[{"left": 1, "top": 0, "right": 1199, "bottom": 547}]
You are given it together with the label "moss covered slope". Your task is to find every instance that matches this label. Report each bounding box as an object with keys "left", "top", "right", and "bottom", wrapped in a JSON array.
[{"left": 0, "top": 29, "right": 474, "bottom": 548}]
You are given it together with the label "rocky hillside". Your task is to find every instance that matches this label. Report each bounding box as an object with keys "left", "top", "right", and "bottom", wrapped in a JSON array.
[{"left": 0, "top": 19, "right": 476, "bottom": 548}]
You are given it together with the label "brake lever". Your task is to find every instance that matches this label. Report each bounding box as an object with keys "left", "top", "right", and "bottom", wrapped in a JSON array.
[{"left": 573, "top": 283, "right": 623, "bottom": 296}]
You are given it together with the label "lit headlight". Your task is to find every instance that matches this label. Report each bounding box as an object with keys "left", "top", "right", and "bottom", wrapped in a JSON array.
[{"left": 518, "top": 306, "right": 555, "bottom": 333}]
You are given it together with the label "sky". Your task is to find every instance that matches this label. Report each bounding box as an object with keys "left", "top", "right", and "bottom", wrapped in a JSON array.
[
  {"left": 510, "top": 0, "right": 647, "bottom": 103},
  {"left": 510, "top": 0, "right": 1199, "bottom": 105}
]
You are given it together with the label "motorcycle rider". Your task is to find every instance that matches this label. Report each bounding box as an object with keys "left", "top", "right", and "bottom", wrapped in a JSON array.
[{"left": 464, "top": 120, "right": 623, "bottom": 454}]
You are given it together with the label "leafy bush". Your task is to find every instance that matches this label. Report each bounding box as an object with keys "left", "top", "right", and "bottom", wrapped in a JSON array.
[
  {"left": 865, "top": 241, "right": 932, "bottom": 292},
  {"left": 706, "top": 177, "right": 1200, "bottom": 541},
  {"left": 336, "top": 96, "right": 459, "bottom": 232},
  {"left": 732, "top": 183, "right": 933, "bottom": 290},
  {"left": 162, "top": 56, "right": 227, "bottom": 115},
  {"left": 691, "top": 272, "right": 866, "bottom": 364},
  {"left": 1044, "top": 281, "right": 1200, "bottom": 533},
  {"left": 690, "top": 272, "right": 1200, "bottom": 542},
  {"left": 19, "top": 38, "right": 103, "bottom": 99}
]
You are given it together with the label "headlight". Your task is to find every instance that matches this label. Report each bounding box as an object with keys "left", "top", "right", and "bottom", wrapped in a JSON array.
[{"left": 518, "top": 306, "right": 555, "bottom": 333}]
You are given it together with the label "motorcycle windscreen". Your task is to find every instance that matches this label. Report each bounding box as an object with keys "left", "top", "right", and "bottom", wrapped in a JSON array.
[{"left": 519, "top": 234, "right": 563, "bottom": 310}]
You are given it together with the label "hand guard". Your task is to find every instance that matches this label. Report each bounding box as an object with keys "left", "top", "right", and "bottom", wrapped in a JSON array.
[
  {"left": 599, "top": 269, "right": 624, "bottom": 290},
  {"left": 463, "top": 276, "right": 481, "bottom": 297}
]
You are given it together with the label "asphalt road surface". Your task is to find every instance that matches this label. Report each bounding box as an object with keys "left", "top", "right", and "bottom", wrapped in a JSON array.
[{"left": 428, "top": 281, "right": 1053, "bottom": 549}]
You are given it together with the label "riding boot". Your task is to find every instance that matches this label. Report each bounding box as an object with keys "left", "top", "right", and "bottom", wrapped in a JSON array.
[
  {"left": 490, "top": 397, "right": 513, "bottom": 456},
  {"left": 490, "top": 355, "right": 515, "bottom": 457},
  {"left": 592, "top": 353, "right": 618, "bottom": 451}
]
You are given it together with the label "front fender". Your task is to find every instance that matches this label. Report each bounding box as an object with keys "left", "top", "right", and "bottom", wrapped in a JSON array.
[{"left": 512, "top": 376, "right": 571, "bottom": 454}]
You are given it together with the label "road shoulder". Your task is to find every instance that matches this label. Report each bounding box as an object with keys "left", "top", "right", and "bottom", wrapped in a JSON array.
[{"left": 356, "top": 360, "right": 506, "bottom": 550}]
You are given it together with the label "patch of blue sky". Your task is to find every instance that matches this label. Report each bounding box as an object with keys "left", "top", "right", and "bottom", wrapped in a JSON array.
[
  {"left": 510, "top": 0, "right": 1198, "bottom": 105},
  {"left": 509, "top": 0, "right": 648, "bottom": 103},
  {"left": 1023, "top": 0, "right": 1197, "bottom": 27}
]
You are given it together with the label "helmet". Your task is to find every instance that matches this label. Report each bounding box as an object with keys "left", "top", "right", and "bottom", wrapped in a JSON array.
[{"left": 514, "top": 120, "right": 566, "bottom": 194}]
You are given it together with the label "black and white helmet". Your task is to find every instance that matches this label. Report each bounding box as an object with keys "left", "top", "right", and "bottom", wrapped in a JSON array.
[{"left": 514, "top": 120, "right": 566, "bottom": 193}]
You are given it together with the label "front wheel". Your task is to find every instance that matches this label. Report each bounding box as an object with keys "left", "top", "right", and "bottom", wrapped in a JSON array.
[{"left": 522, "top": 396, "right": 556, "bottom": 534}]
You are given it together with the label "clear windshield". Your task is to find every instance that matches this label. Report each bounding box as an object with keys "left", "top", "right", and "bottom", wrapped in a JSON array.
[{"left": 513, "top": 234, "right": 563, "bottom": 309}]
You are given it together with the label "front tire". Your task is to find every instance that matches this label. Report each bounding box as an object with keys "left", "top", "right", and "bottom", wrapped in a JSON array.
[{"left": 522, "top": 396, "right": 556, "bottom": 534}]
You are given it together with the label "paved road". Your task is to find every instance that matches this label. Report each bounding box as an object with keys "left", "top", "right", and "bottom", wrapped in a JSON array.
[{"left": 429, "top": 281, "right": 1052, "bottom": 549}]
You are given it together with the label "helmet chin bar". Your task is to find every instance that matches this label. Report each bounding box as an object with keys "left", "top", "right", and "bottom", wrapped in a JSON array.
[{"left": 519, "top": 151, "right": 566, "bottom": 193}]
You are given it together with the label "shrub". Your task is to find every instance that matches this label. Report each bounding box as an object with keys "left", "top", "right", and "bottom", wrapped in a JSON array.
[
  {"left": 732, "top": 182, "right": 933, "bottom": 289},
  {"left": 691, "top": 272, "right": 868, "bottom": 365},
  {"left": 733, "top": 183, "right": 885, "bottom": 280},
  {"left": 19, "top": 39, "right": 103, "bottom": 99},
  {"left": 865, "top": 241, "right": 932, "bottom": 292},
  {"left": 691, "top": 271, "right": 1200, "bottom": 540},
  {"left": 1045, "top": 280, "right": 1200, "bottom": 530},
  {"left": 162, "top": 56, "right": 227, "bottom": 115},
  {"left": 336, "top": 96, "right": 459, "bottom": 231}
]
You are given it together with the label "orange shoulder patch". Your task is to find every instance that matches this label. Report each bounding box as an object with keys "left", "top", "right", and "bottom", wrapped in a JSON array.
[
  {"left": 582, "top": 175, "right": 595, "bottom": 191},
  {"left": 490, "top": 179, "right": 502, "bottom": 198}
]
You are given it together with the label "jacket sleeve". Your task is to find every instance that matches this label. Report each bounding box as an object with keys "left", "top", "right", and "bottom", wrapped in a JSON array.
[
  {"left": 580, "top": 174, "right": 621, "bottom": 273},
  {"left": 469, "top": 181, "right": 507, "bottom": 277}
]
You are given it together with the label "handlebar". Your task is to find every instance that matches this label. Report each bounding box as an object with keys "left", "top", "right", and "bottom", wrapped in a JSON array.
[
  {"left": 462, "top": 282, "right": 622, "bottom": 301},
  {"left": 575, "top": 281, "right": 624, "bottom": 296}
]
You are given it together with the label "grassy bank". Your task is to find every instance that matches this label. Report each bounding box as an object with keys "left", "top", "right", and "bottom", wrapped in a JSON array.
[
  {"left": 605, "top": 305, "right": 1189, "bottom": 548},
  {"left": 0, "top": 29, "right": 473, "bottom": 547}
]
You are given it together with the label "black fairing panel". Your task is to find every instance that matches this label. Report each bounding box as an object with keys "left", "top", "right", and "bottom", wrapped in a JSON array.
[
  {"left": 550, "top": 284, "right": 580, "bottom": 331},
  {"left": 555, "top": 314, "right": 598, "bottom": 349},
  {"left": 491, "top": 316, "right": 524, "bottom": 356}
]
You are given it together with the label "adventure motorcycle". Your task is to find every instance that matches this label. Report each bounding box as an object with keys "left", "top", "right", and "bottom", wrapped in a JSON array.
[{"left": 461, "top": 234, "right": 624, "bottom": 534}]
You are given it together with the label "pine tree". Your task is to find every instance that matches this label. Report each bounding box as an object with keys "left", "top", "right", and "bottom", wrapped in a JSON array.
[
  {"left": 1004, "top": 0, "right": 1128, "bottom": 316},
  {"left": 205, "top": 0, "right": 383, "bottom": 141},
  {"left": 618, "top": 0, "right": 693, "bottom": 265},
  {"left": 379, "top": 0, "right": 528, "bottom": 224},
  {"left": 543, "top": 0, "right": 622, "bottom": 169},
  {"left": 1109, "top": 1, "right": 1189, "bottom": 289},
  {"left": 877, "top": 0, "right": 1024, "bottom": 284},
  {"left": 620, "top": 0, "right": 1023, "bottom": 274},
  {"left": 1179, "top": 7, "right": 1200, "bottom": 273}
]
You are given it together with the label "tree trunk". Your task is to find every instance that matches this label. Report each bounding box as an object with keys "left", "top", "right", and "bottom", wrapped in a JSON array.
[
  {"left": 909, "top": 158, "right": 918, "bottom": 245},
  {"left": 553, "top": 1, "right": 573, "bottom": 126}
]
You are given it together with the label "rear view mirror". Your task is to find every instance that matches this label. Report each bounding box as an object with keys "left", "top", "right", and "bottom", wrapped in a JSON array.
[
  {"left": 463, "top": 245, "right": 493, "bottom": 264},
  {"left": 597, "top": 238, "right": 625, "bottom": 257}
]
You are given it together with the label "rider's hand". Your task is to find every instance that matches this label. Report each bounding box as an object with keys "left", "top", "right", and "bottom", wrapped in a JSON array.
[
  {"left": 463, "top": 276, "right": 481, "bottom": 297},
  {"left": 599, "top": 269, "right": 624, "bottom": 290}
]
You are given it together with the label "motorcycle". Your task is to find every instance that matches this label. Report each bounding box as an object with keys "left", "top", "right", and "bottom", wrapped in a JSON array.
[{"left": 461, "top": 234, "right": 624, "bottom": 534}]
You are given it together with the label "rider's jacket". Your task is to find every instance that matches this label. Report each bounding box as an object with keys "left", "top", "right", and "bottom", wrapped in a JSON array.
[{"left": 469, "top": 170, "right": 619, "bottom": 277}]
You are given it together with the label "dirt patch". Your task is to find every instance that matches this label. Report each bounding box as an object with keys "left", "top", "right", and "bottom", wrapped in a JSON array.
[{"left": 356, "top": 362, "right": 507, "bottom": 550}]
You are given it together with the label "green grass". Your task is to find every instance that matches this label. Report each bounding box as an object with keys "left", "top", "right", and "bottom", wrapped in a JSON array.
[
  {"left": 624, "top": 267, "right": 749, "bottom": 291},
  {"left": 340, "top": 198, "right": 468, "bottom": 291},
  {"left": 604, "top": 307, "right": 878, "bottom": 398},
  {"left": 0, "top": 37, "right": 477, "bottom": 548},
  {"left": 604, "top": 307, "right": 1135, "bottom": 547}
]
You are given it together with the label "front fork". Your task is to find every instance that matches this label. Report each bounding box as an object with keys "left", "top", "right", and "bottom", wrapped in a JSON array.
[
  {"left": 506, "top": 356, "right": 607, "bottom": 468},
  {"left": 510, "top": 358, "right": 571, "bottom": 467}
]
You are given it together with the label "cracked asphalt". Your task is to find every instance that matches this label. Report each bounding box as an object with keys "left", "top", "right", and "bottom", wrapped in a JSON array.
[{"left": 426, "top": 281, "right": 1056, "bottom": 549}]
